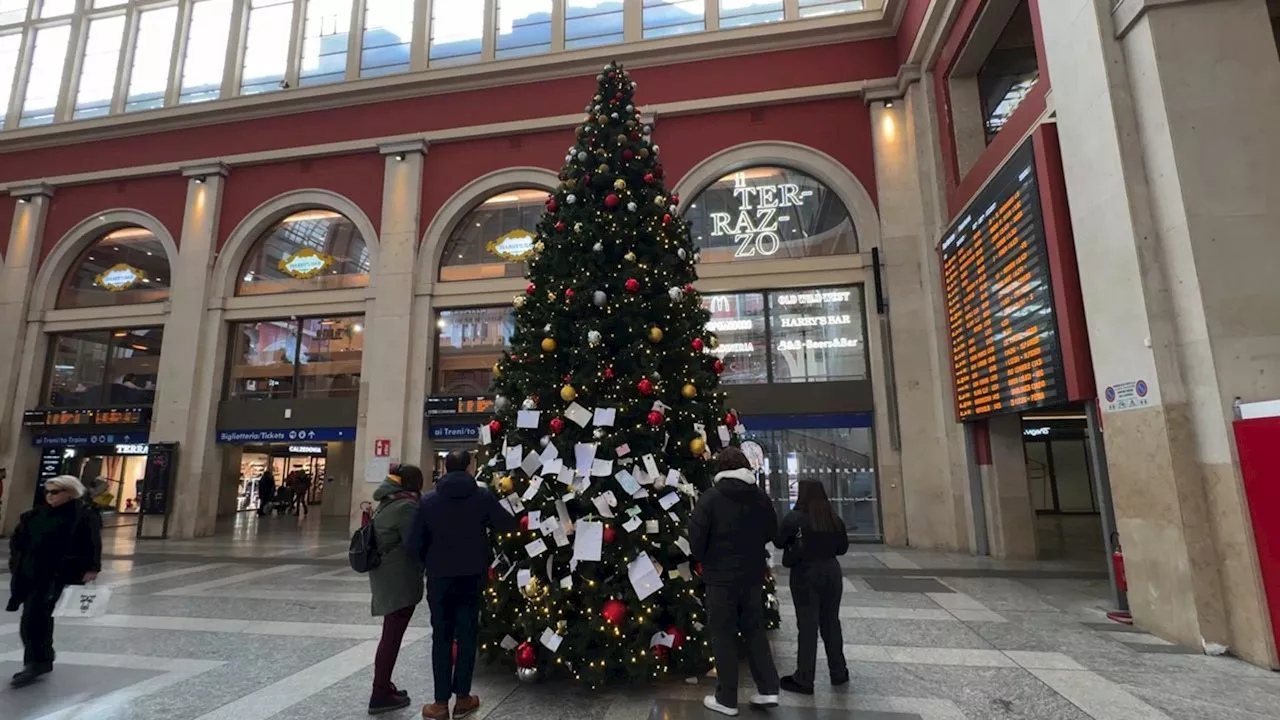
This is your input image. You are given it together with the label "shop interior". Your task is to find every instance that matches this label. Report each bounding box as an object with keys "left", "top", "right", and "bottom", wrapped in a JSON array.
[
  {"left": 40, "top": 444, "right": 149, "bottom": 526},
  {"left": 1021, "top": 408, "right": 1105, "bottom": 561},
  {"left": 217, "top": 441, "right": 355, "bottom": 520}
]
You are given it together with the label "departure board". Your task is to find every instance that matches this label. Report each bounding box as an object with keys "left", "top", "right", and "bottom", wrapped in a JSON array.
[{"left": 941, "top": 141, "right": 1065, "bottom": 421}]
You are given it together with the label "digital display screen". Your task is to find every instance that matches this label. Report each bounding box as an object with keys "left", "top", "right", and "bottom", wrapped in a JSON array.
[
  {"left": 941, "top": 141, "right": 1066, "bottom": 421},
  {"left": 23, "top": 407, "right": 152, "bottom": 428},
  {"left": 425, "top": 396, "right": 494, "bottom": 416}
]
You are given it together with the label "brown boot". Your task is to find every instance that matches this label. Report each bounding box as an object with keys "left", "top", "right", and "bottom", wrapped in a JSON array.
[
  {"left": 452, "top": 695, "right": 481, "bottom": 718},
  {"left": 421, "top": 702, "right": 449, "bottom": 720}
]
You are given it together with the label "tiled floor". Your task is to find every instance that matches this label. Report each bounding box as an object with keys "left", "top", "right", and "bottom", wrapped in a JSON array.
[{"left": 0, "top": 514, "right": 1275, "bottom": 720}]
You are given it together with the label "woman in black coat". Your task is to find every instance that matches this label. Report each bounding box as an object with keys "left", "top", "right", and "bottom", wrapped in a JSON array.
[
  {"left": 6, "top": 475, "right": 102, "bottom": 687},
  {"left": 774, "top": 479, "right": 850, "bottom": 695}
]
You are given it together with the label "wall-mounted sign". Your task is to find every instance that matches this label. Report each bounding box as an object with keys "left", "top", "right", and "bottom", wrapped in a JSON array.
[
  {"left": 487, "top": 229, "right": 536, "bottom": 262},
  {"left": 215, "top": 427, "right": 355, "bottom": 443},
  {"left": 94, "top": 263, "right": 145, "bottom": 292},
  {"left": 425, "top": 396, "right": 494, "bottom": 416},
  {"left": 708, "top": 174, "right": 814, "bottom": 258},
  {"left": 430, "top": 423, "right": 480, "bottom": 441},
  {"left": 24, "top": 407, "right": 152, "bottom": 429},
  {"left": 278, "top": 247, "right": 335, "bottom": 279},
  {"left": 31, "top": 431, "right": 150, "bottom": 447},
  {"left": 287, "top": 444, "right": 326, "bottom": 455},
  {"left": 115, "top": 443, "right": 150, "bottom": 455}
]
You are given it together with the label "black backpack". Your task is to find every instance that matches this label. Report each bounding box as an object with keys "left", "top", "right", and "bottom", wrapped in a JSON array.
[{"left": 349, "top": 520, "right": 381, "bottom": 573}]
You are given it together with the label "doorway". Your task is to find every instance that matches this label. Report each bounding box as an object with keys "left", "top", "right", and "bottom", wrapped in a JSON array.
[{"left": 1022, "top": 411, "right": 1104, "bottom": 561}]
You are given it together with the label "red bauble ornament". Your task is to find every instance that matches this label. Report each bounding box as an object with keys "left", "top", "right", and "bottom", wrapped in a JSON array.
[
  {"left": 488, "top": 420, "right": 503, "bottom": 433},
  {"left": 654, "top": 165, "right": 666, "bottom": 179},
  {"left": 691, "top": 338, "right": 705, "bottom": 352},
  {"left": 653, "top": 645, "right": 669, "bottom": 660},
  {"left": 603, "top": 367, "right": 615, "bottom": 380},
  {"left": 625, "top": 278, "right": 640, "bottom": 293},
  {"left": 725, "top": 412, "right": 738, "bottom": 428},
  {"left": 666, "top": 625, "right": 686, "bottom": 649},
  {"left": 623, "top": 149, "right": 634, "bottom": 160},
  {"left": 662, "top": 214, "right": 672, "bottom": 225},
  {"left": 637, "top": 378, "right": 654, "bottom": 396},
  {"left": 713, "top": 359, "right": 725, "bottom": 374},
  {"left": 672, "top": 193, "right": 680, "bottom": 204},
  {"left": 565, "top": 288, "right": 575, "bottom": 299},
  {"left": 643, "top": 173, "right": 655, "bottom": 184},
  {"left": 602, "top": 598, "right": 626, "bottom": 626},
  {"left": 603, "top": 525, "right": 617, "bottom": 544},
  {"left": 516, "top": 642, "right": 537, "bottom": 668},
  {"left": 526, "top": 283, "right": 536, "bottom": 295},
  {"left": 546, "top": 198, "right": 558, "bottom": 212},
  {"left": 555, "top": 220, "right": 566, "bottom": 232},
  {"left": 488, "top": 566, "right": 498, "bottom": 582},
  {"left": 608, "top": 72, "right": 616, "bottom": 79},
  {"left": 549, "top": 417, "right": 565, "bottom": 434},
  {"left": 683, "top": 283, "right": 695, "bottom": 294},
  {"left": 519, "top": 514, "right": 530, "bottom": 531},
  {"left": 694, "top": 562, "right": 703, "bottom": 576},
  {"left": 605, "top": 193, "right": 620, "bottom": 209},
  {"left": 647, "top": 410, "right": 663, "bottom": 427},
  {"left": 614, "top": 92, "right": 623, "bottom": 101}
]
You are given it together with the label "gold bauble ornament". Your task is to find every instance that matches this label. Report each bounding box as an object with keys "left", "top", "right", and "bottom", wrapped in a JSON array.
[
  {"left": 541, "top": 337, "right": 558, "bottom": 352},
  {"left": 690, "top": 437, "right": 707, "bottom": 456},
  {"left": 638, "top": 148, "right": 650, "bottom": 159},
  {"left": 560, "top": 385, "right": 578, "bottom": 402},
  {"left": 709, "top": 336, "right": 720, "bottom": 349},
  {"left": 624, "top": 251, "right": 637, "bottom": 262},
  {"left": 556, "top": 620, "right": 568, "bottom": 634},
  {"left": 597, "top": 163, "right": 611, "bottom": 174},
  {"left": 648, "top": 327, "right": 664, "bottom": 343},
  {"left": 681, "top": 383, "right": 697, "bottom": 399},
  {"left": 547, "top": 291, "right": 557, "bottom": 301},
  {"left": 524, "top": 575, "right": 543, "bottom": 598},
  {"left": 496, "top": 475, "right": 514, "bottom": 494},
  {"left": 564, "top": 179, "right": 577, "bottom": 189},
  {"left": 597, "top": 114, "right": 609, "bottom": 124},
  {"left": 616, "top": 134, "right": 627, "bottom": 145},
  {"left": 613, "top": 179, "right": 627, "bottom": 190},
  {"left": 493, "top": 362, "right": 502, "bottom": 377}
]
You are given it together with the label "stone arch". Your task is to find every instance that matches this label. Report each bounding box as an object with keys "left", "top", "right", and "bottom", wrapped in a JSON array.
[
  {"left": 671, "top": 141, "right": 882, "bottom": 252},
  {"left": 31, "top": 209, "right": 179, "bottom": 313},
  {"left": 211, "top": 189, "right": 380, "bottom": 301},
  {"left": 418, "top": 167, "right": 560, "bottom": 290}
]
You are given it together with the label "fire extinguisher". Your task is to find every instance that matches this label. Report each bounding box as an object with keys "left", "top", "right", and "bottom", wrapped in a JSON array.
[
  {"left": 1111, "top": 532, "right": 1128, "bottom": 593},
  {"left": 360, "top": 501, "right": 374, "bottom": 527}
]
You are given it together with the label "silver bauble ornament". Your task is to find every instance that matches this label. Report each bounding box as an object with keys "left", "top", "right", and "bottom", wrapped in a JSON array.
[
  {"left": 513, "top": 296, "right": 526, "bottom": 308},
  {"left": 626, "top": 105, "right": 634, "bottom": 112},
  {"left": 627, "top": 202, "right": 637, "bottom": 212},
  {"left": 588, "top": 330, "right": 602, "bottom": 346},
  {"left": 592, "top": 242, "right": 603, "bottom": 252},
  {"left": 593, "top": 428, "right": 606, "bottom": 440},
  {"left": 643, "top": 125, "right": 652, "bottom": 135},
  {"left": 495, "top": 395, "right": 509, "bottom": 412},
  {"left": 539, "top": 436, "right": 551, "bottom": 448},
  {"left": 653, "top": 144, "right": 661, "bottom": 153},
  {"left": 544, "top": 324, "right": 552, "bottom": 333},
  {"left": 566, "top": 194, "right": 577, "bottom": 204},
  {"left": 668, "top": 287, "right": 682, "bottom": 301},
  {"left": 577, "top": 151, "right": 588, "bottom": 161},
  {"left": 611, "top": 113, "right": 618, "bottom": 119},
  {"left": 593, "top": 290, "right": 607, "bottom": 306},
  {"left": 678, "top": 248, "right": 687, "bottom": 260},
  {"left": 517, "top": 666, "right": 539, "bottom": 683},
  {"left": 522, "top": 397, "right": 536, "bottom": 411}
]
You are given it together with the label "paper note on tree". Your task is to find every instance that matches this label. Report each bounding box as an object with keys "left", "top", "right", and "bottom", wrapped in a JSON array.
[{"left": 573, "top": 521, "right": 603, "bottom": 562}]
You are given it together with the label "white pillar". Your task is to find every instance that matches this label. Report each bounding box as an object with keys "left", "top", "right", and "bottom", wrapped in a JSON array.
[
  {"left": 152, "top": 164, "right": 228, "bottom": 538},
  {"left": 351, "top": 141, "right": 427, "bottom": 526}
]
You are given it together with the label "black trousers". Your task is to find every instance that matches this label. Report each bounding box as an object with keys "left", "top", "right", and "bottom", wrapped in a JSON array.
[
  {"left": 706, "top": 582, "right": 779, "bottom": 708},
  {"left": 427, "top": 574, "right": 482, "bottom": 704},
  {"left": 788, "top": 558, "right": 847, "bottom": 686},
  {"left": 19, "top": 585, "right": 59, "bottom": 666}
]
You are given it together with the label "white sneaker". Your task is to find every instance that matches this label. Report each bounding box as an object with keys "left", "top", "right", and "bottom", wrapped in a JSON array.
[
  {"left": 750, "top": 694, "right": 780, "bottom": 708},
  {"left": 703, "top": 695, "right": 740, "bottom": 716}
]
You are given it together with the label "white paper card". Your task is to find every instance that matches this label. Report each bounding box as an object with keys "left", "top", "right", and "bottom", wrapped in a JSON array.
[
  {"left": 527, "top": 510, "right": 542, "bottom": 529},
  {"left": 651, "top": 400, "right": 669, "bottom": 414},
  {"left": 517, "top": 410, "right": 541, "bottom": 429},
  {"left": 718, "top": 425, "right": 732, "bottom": 445},
  {"left": 678, "top": 562, "right": 691, "bottom": 580},
  {"left": 591, "top": 495, "right": 615, "bottom": 518},
  {"left": 521, "top": 451, "right": 543, "bottom": 477},
  {"left": 553, "top": 528, "right": 570, "bottom": 547},
  {"left": 574, "top": 444, "right": 598, "bottom": 477},
  {"left": 559, "top": 576, "right": 573, "bottom": 590},
  {"left": 505, "top": 445, "right": 523, "bottom": 470},
  {"left": 628, "top": 553, "right": 664, "bottom": 601},
  {"left": 694, "top": 423, "right": 707, "bottom": 441},
  {"left": 573, "top": 475, "right": 592, "bottom": 495},
  {"left": 649, "top": 631, "right": 676, "bottom": 648},
  {"left": 676, "top": 537, "right": 691, "bottom": 557},
  {"left": 602, "top": 490, "right": 618, "bottom": 507},
  {"left": 502, "top": 493, "right": 525, "bottom": 515},
  {"left": 591, "top": 459, "right": 614, "bottom": 477},
  {"left": 501, "top": 635, "right": 519, "bottom": 651},
  {"left": 664, "top": 469, "right": 681, "bottom": 488},
  {"left": 539, "top": 442, "right": 560, "bottom": 465},
  {"left": 593, "top": 407, "right": 617, "bottom": 426},
  {"left": 643, "top": 454, "right": 660, "bottom": 478},
  {"left": 659, "top": 492, "right": 680, "bottom": 510},
  {"left": 521, "top": 477, "right": 543, "bottom": 502},
  {"left": 538, "top": 515, "right": 556, "bottom": 534},
  {"left": 540, "top": 628, "right": 563, "bottom": 652},
  {"left": 573, "top": 521, "right": 603, "bottom": 562},
  {"left": 565, "top": 402, "right": 592, "bottom": 428},
  {"left": 543, "top": 458, "right": 564, "bottom": 476},
  {"left": 479, "top": 425, "right": 492, "bottom": 445},
  {"left": 557, "top": 466, "right": 575, "bottom": 487},
  {"left": 517, "top": 569, "right": 531, "bottom": 589},
  {"left": 634, "top": 468, "right": 651, "bottom": 486},
  {"left": 615, "top": 470, "right": 641, "bottom": 496},
  {"left": 615, "top": 443, "right": 631, "bottom": 457},
  {"left": 646, "top": 520, "right": 660, "bottom": 534},
  {"left": 525, "top": 538, "right": 548, "bottom": 558},
  {"left": 622, "top": 517, "right": 642, "bottom": 533},
  {"left": 555, "top": 500, "right": 574, "bottom": 534}
]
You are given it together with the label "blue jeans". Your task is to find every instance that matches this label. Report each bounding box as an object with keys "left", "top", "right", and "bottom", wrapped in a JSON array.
[{"left": 427, "top": 574, "right": 482, "bottom": 704}]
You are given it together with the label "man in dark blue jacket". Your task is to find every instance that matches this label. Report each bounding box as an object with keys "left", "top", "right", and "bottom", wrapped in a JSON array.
[{"left": 409, "top": 450, "right": 515, "bottom": 720}]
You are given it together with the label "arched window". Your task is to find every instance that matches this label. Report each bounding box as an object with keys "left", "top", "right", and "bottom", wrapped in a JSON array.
[
  {"left": 682, "top": 166, "right": 856, "bottom": 263},
  {"left": 57, "top": 226, "right": 171, "bottom": 308},
  {"left": 236, "top": 209, "right": 371, "bottom": 296},
  {"left": 439, "top": 188, "right": 550, "bottom": 282}
]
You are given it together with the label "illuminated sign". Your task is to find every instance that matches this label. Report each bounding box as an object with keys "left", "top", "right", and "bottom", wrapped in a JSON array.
[
  {"left": 779, "top": 314, "right": 851, "bottom": 328},
  {"left": 1023, "top": 427, "right": 1051, "bottom": 437},
  {"left": 708, "top": 173, "right": 814, "bottom": 258},
  {"left": 777, "top": 337, "right": 859, "bottom": 352},
  {"left": 288, "top": 445, "right": 325, "bottom": 455},
  {"left": 487, "top": 229, "right": 537, "bottom": 262},
  {"left": 278, "top": 248, "right": 334, "bottom": 279},
  {"left": 425, "top": 396, "right": 495, "bottom": 416},
  {"left": 941, "top": 140, "right": 1066, "bottom": 421},
  {"left": 775, "top": 290, "right": 852, "bottom": 306},
  {"left": 115, "top": 444, "right": 149, "bottom": 455},
  {"left": 24, "top": 407, "right": 152, "bottom": 428},
  {"left": 94, "top": 263, "right": 145, "bottom": 292}
]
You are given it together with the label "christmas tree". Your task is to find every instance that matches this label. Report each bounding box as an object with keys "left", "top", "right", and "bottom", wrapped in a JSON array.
[{"left": 476, "top": 62, "right": 779, "bottom": 687}]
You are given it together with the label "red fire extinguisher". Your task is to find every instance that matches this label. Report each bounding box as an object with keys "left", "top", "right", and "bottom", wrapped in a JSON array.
[
  {"left": 360, "top": 501, "right": 374, "bottom": 527},
  {"left": 1111, "top": 533, "right": 1128, "bottom": 593}
]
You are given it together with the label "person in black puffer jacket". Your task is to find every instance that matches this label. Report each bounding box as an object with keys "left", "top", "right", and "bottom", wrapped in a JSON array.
[
  {"left": 690, "top": 447, "right": 780, "bottom": 717},
  {"left": 774, "top": 479, "right": 850, "bottom": 694}
]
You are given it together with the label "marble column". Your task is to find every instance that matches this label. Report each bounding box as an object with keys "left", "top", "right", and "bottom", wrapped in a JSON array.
[
  {"left": 0, "top": 186, "right": 51, "bottom": 534},
  {"left": 153, "top": 164, "right": 228, "bottom": 538},
  {"left": 870, "top": 87, "right": 976, "bottom": 551},
  {"left": 1038, "top": 0, "right": 1278, "bottom": 666},
  {"left": 350, "top": 141, "right": 426, "bottom": 527}
]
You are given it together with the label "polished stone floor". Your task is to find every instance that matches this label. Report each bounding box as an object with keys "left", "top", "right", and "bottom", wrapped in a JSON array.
[{"left": 1, "top": 514, "right": 1276, "bottom": 720}]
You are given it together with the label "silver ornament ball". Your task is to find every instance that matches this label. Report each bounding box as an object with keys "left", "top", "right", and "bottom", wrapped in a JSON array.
[
  {"left": 577, "top": 151, "right": 588, "bottom": 161},
  {"left": 566, "top": 194, "right": 577, "bottom": 204},
  {"left": 678, "top": 248, "right": 687, "bottom": 260},
  {"left": 593, "top": 290, "right": 607, "bottom": 306},
  {"left": 592, "top": 242, "right": 603, "bottom": 252},
  {"left": 522, "top": 397, "right": 536, "bottom": 411},
  {"left": 588, "top": 330, "right": 602, "bottom": 346},
  {"left": 517, "top": 666, "right": 540, "bottom": 683},
  {"left": 668, "top": 287, "right": 682, "bottom": 300},
  {"left": 627, "top": 202, "right": 637, "bottom": 212},
  {"left": 539, "top": 436, "right": 551, "bottom": 448},
  {"left": 494, "top": 395, "right": 509, "bottom": 412}
]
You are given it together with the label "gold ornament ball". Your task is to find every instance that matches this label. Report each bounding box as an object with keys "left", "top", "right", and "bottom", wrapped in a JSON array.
[
  {"left": 709, "top": 336, "right": 720, "bottom": 349},
  {"left": 681, "top": 383, "right": 698, "bottom": 399},
  {"left": 597, "top": 163, "right": 611, "bottom": 174},
  {"left": 648, "top": 327, "right": 664, "bottom": 343},
  {"left": 638, "top": 148, "right": 650, "bottom": 159},
  {"left": 690, "top": 437, "right": 707, "bottom": 456},
  {"left": 561, "top": 385, "right": 578, "bottom": 402},
  {"left": 524, "top": 576, "right": 543, "bottom": 598},
  {"left": 492, "top": 362, "right": 503, "bottom": 377},
  {"left": 496, "top": 475, "right": 514, "bottom": 494},
  {"left": 541, "top": 337, "right": 558, "bottom": 353},
  {"left": 613, "top": 178, "right": 627, "bottom": 190},
  {"left": 624, "top": 251, "right": 637, "bottom": 262},
  {"left": 597, "top": 114, "right": 609, "bottom": 124}
]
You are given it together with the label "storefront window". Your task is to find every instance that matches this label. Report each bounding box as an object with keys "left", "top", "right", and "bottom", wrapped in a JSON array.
[
  {"left": 436, "top": 307, "right": 516, "bottom": 395},
  {"left": 439, "top": 188, "right": 549, "bottom": 282},
  {"left": 227, "top": 316, "right": 363, "bottom": 400},
  {"left": 701, "top": 292, "right": 767, "bottom": 384},
  {"left": 683, "top": 166, "right": 856, "bottom": 263},
  {"left": 768, "top": 287, "right": 866, "bottom": 382},
  {"left": 44, "top": 327, "right": 163, "bottom": 407},
  {"left": 57, "top": 227, "right": 171, "bottom": 308},
  {"left": 237, "top": 209, "right": 371, "bottom": 296}
]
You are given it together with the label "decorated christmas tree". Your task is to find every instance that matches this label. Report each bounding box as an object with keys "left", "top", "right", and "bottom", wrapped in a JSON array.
[{"left": 476, "top": 62, "right": 779, "bottom": 686}]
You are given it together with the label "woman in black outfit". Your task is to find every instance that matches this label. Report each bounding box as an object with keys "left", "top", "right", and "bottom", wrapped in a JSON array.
[
  {"left": 6, "top": 475, "right": 103, "bottom": 687},
  {"left": 775, "top": 479, "right": 850, "bottom": 694}
]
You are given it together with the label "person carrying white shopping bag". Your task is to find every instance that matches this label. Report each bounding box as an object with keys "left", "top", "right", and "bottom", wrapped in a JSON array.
[
  {"left": 6, "top": 475, "right": 103, "bottom": 687},
  {"left": 53, "top": 582, "right": 111, "bottom": 619}
]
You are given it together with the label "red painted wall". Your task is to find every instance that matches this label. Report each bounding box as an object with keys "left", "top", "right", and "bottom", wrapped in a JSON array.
[
  {"left": 217, "top": 153, "right": 387, "bottom": 250},
  {"left": 41, "top": 176, "right": 188, "bottom": 262},
  {"left": 0, "top": 40, "right": 899, "bottom": 184},
  {"left": 419, "top": 98, "right": 878, "bottom": 242},
  {"left": 897, "top": 0, "right": 934, "bottom": 63},
  {"left": 0, "top": 196, "right": 14, "bottom": 259}
]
